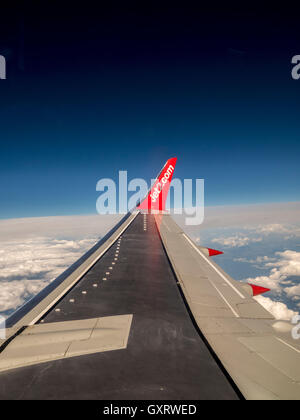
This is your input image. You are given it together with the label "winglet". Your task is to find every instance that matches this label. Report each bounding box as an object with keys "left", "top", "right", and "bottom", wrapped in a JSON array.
[
  {"left": 138, "top": 157, "right": 177, "bottom": 212},
  {"left": 248, "top": 283, "right": 271, "bottom": 296}
]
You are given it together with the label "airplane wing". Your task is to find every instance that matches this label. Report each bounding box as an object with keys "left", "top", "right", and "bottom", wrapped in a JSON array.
[{"left": 0, "top": 158, "right": 299, "bottom": 400}]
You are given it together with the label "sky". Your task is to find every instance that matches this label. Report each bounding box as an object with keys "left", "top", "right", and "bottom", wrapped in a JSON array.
[{"left": 0, "top": 3, "right": 300, "bottom": 218}]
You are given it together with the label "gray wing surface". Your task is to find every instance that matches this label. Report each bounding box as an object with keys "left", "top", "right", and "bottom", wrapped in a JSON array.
[{"left": 0, "top": 212, "right": 299, "bottom": 400}]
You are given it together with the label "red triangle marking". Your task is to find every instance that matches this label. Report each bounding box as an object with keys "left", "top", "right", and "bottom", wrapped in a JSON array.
[
  {"left": 207, "top": 248, "right": 224, "bottom": 257},
  {"left": 248, "top": 283, "right": 270, "bottom": 296}
]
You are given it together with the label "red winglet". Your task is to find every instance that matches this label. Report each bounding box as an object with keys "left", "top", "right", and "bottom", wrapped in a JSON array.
[
  {"left": 138, "top": 157, "right": 177, "bottom": 212},
  {"left": 248, "top": 283, "right": 270, "bottom": 296},
  {"left": 207, "top": 248, "right": 224, "bottom": 257}
]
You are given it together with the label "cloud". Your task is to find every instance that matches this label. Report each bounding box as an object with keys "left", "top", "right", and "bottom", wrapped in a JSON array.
[
  {"left": 211, "top": 235, "right": 262, "bottom": 248},
  {"left": 234, "top": 256, "right": 275, "bottom": 264},
  {"left": 0, "top": 279, "right": 48, "bottom": 313},
  {"left": 255, "top": 224, "right": 291, "bottom": 234},
  {"left": 0, "top": 214, "right": 122, "bottom": 242},
  {"left": 245, "top": 250, "right": 300, "bottom": 295},
  {"left": 0, "top": 214, "right": 123, "bottom": 317},
  {"left": 173, "top": 202, "right": 300, "bottom": 230},
  {"left": 254, "top": 295, "right": 298, "bottom": 321}
]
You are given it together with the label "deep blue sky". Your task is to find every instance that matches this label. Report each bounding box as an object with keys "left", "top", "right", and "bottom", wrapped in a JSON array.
[{"left": 0, "top": 3, "right": 299, "bottom": 218}]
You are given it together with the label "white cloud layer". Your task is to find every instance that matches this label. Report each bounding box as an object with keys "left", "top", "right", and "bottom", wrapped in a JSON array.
[
  {"left": 246, "top": 250, "right": 300, "bottom": 295},
  {"left": 1, "top": 205, "right": 300, "bottom": 322},
  {"left": 234, "top": 256, "right": 275, "bottom": 264},
  {"left": 251, "top": 223, "right": 300, "bottom": 239},
  {"left": 211, "top": 235, "right": 262, "bottom": 248},
  {"left": 175, "top": 203, "right": 300, "bottom": 320},
  {"left": 0, "top": 237, "right": 98, "bottom": 313},
  {"left": 0, "top": 214, "right": 123, "bottom": 316}
]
